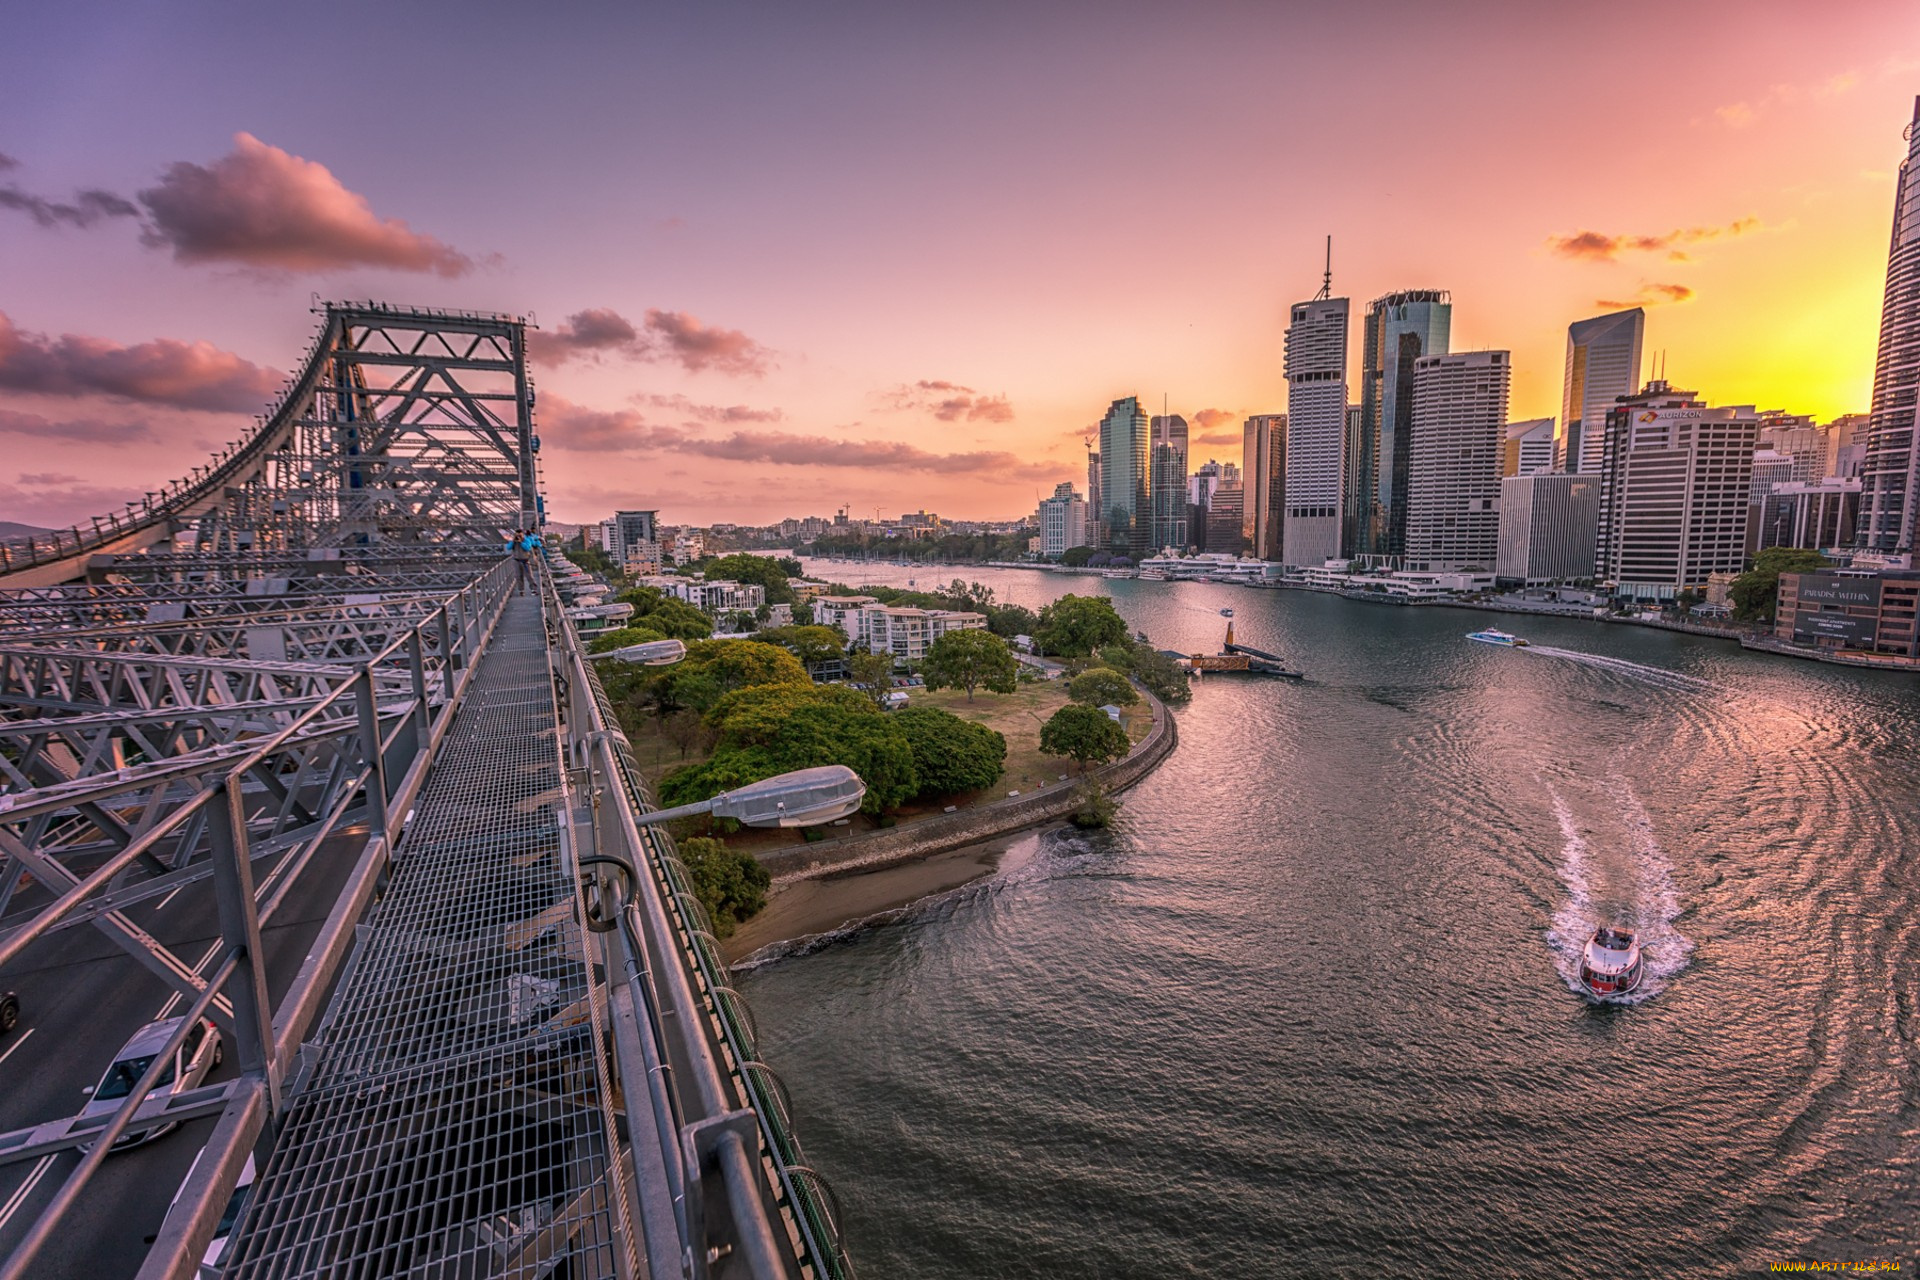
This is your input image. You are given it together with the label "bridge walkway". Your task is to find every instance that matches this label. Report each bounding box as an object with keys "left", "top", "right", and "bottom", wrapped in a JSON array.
[{"left": 221, "top": 595, "right": 640, "bottom": 1279}]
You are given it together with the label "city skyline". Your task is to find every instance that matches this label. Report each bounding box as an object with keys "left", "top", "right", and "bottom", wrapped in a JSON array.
[{"left": 1, "top": 3, "right": 1916, "bottom": 530}]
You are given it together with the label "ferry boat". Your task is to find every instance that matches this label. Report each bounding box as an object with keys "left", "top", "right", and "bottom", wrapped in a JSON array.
[
  {"left": 1465, "top": 628, "right": 1528, "bottom": 647},
  {"left": 1578, "top": 925, "right": 1645, "bottom": 997}
]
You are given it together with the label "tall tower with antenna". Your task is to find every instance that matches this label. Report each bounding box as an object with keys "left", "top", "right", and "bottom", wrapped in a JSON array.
[{"left": 1284, "top": 238, "right": 1351, "bottom": 566}]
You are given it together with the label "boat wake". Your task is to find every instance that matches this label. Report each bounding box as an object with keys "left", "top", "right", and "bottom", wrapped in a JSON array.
[
  {"left": 1521, "top": 644, "right": 1723, "bottom": 694},
  {"left": 1543, "top": 780, "right": 1694, "bottom": 1004}
]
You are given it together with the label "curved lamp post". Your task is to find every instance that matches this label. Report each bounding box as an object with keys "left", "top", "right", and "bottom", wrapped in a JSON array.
[{"left": 634, "top": 764, "right": 865, "bottom": 829}]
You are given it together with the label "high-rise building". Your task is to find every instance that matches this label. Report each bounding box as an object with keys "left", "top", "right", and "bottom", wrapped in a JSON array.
[
  {"left": 1086, "top": 444, "right": 1104, "bottom": 549},
  {"left": 1241, "top": 413, "right": 1286, "bottom": 561},
  {"left": 1284, "top": 295, "right": 1348, "bottom": 567},
  {"left": 1356, "top": 290, "right": 1451, "bottom": 557},
  {"left": 1497, "top": 473, "right": 1601, "bottom": 584},
  {"left": 1596, "top": 381, "right": 1759, "bottom": 600},
  {"left": 1859, "top": 96, "right": 1920, "bottom": 554},
  {"left": 1757, "top": 479, "right": 1862, "bottom": 552},
  {"left": 1404, "top": 351, "right": 1510, "bottom": 572},
  {"left": 1558, "top": 309, "right": 1645, "bottom": 474},
  {"left": 1099, "top": 396, "right": 1150, "bottom": 559},
  {"left": 1036, "top": 482, "right": 1089, "bottom": 559},
  {"left": 1758, "top": 412, "right": 1832, "bottom": 485},
  {"left": 601, "top": 509, "right": 659, "bottom": 568},
  {"left": 1149, "top": 414, "right": 1191, "bottom": 552},
  {"left": 1503, "top": 418, "right": 1556, "bottom": 477},
  {"left": 1188, "top": 460, "right": 1225, "bottom": 553},
  {"left": 1206, "top": 482, "right": 1245, "bottom": 555}
]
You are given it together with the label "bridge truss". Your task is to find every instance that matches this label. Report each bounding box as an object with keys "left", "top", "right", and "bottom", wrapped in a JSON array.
[{"left": 0, "top": 306, "right": 850, "bottom": 1279}]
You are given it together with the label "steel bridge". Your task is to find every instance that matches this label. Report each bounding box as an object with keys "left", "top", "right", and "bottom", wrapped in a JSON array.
[{"left": 0, "top": 305, "right": 851, "bottom": 1279}]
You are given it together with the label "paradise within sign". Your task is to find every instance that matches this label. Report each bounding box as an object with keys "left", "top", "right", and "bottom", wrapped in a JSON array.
[{"left": 1794, "top": 574, "right": 1883, "bottom": 608}]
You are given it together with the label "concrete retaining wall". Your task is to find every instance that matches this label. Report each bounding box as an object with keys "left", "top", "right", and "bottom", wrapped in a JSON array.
[{"left": 757, "top": 689, "right": 1180, "bottom": 882}]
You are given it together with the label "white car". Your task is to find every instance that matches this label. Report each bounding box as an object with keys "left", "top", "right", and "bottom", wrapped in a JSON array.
[
  {"left": 80, "top": 1017, "right": 222, "bottom": 1149},
  {"left": 163, "top": 1146, "right": 258, "bottom": 1275}
]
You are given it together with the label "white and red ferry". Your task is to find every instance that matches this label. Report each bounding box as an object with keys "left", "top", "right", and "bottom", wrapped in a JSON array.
[{"left": 1579, "top": 925, "right": 1645, "bottom": 997}]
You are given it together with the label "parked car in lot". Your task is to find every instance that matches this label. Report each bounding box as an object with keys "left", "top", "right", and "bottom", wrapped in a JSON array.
[
  {"left": 162, "top": 1146, "right": 257, "bottom": 1276},
  {"left": 80, "top": 1017, "right": 222, "bottom": 1149},
  {"left": 0, "top": 991, "right": 18, "bottom": 1035}
]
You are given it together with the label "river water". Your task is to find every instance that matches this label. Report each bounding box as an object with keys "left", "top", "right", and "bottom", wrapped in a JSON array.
[{"left": 741, "top": 561, "right": 1920, "bottom": 1276}]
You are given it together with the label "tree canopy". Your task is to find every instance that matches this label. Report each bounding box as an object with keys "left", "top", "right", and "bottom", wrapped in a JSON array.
[
  {"left": 894, "top": 707, "right": 1006, "bottom": 796},
  {"left": 1060, "top": 545, "right": 1095, "bottom": 567},
  {"left": 751, "top": 624, "right": 846, "bottom": 672},
  {"left": 1039, "top": 704, "right": 1133, "bottom": 771},
  {"left": 985, "top": 602, "right": 1039, "bottom": 639},
  {"left": 661, "top": 684, "right": 916, "bottom": 816},
  {"left": 614, "top": 586, "right": 715, "bottom": 640},
  {"left": 1731, "top": 548, "right": 1830, "bottom": 622},
  {"left": 846, "top": 650, "right": 896, "bottom": 704},
  {"left": 921, "top": 627, "right": 1019, "bottom": 700},
  {"left": 675, "top": 835, "right": 770, "bottom": 938},
  {"left": 1036, "top": 594, "right": 1129, "bottom": 657},
  {"left": 642, "top": 638, "right": 810, "bottom": 718},
  {"left": 1067, "top": 667, "right": 1138, "bottom": 708},
  {"left": 1095, "top": 638, "right": 1191, "bottom": 705},
  {"left": 695, "top": 553, "right": 800, "bottom": 604}
]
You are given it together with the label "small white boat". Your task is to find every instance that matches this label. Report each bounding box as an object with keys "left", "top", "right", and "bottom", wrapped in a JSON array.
[
  {"left": 1466, "top": 628, "right": 1528, "bottom": 647},
  {"left": 1578, "top": 925, "right": 1645, "bottom": 997},
  {"left": 1219, "top": 607, "right": 1234, "bottom": 617}
]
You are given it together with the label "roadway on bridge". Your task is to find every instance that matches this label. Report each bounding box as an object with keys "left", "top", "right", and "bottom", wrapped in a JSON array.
[{"left": 0, "top": 830, "right": 367, "bottom": 1278}]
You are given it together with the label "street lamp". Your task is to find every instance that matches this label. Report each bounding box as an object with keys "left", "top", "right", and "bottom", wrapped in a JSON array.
[
  {"left": 591, "top": 639, "right": 688, "bottom": 666},
  {"left": 635, "top": 765, "right": 866, "bottom": 828}
]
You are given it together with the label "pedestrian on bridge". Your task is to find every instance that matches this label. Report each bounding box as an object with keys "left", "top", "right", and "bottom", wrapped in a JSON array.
[{"left": 509, "top": 529, "right": 533, "bottom": 595}]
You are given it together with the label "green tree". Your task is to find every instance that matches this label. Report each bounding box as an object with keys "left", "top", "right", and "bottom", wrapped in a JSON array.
[
  {"left": 752, "top": 624, "right": 846, "bottom": 674},
  {"left": 939, "top": 579, "right": 995, "bottom": 613},
  {"left": 1039, "top": 704, "right": 1132, "bottom": 772},
  {"left": 894, "top": 706, "right": 1006, "bottom": 796},
  {"left": 921, "top": 628, "right": 1018, "bottom": 700},
  {"left": 986, "top": 603, "right": 1039, "bottom": 640},
  {"left": 696, "top": 553, "right": 798, "bottom": 604},
  {"left": 1730, "top": 548, "right": 1830, "bottom": 622},
  {"left": 642, "top": 638, "right": 810, "bottom": 718},
  {"left": 1060, "top": 545, "right": 1094, "bottom": 567},
  {"left": 675, "top": 836, "right": 770, "bottom": 938},
  {"left": 1067, "top": 667, "right": 1138, "bottom": 708},
  {"left": 615, "top": 587, "right": 716, "bottom": 640},
  {"left": 846, "top": 649, "right": 895, "bottom": 705},
  {"left": 1036, "top": 594, "right": 1129, "bottom": 657},
  {"left": 663, "top": 684, "right": 916, "bottom": 816}
]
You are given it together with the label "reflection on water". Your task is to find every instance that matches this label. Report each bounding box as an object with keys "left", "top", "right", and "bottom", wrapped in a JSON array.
[{"left": 740, "top": 562, "right": 1920, "bottom": 1277}]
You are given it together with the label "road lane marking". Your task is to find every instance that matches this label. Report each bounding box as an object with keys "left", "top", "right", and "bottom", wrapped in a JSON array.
[
  {"left": 0, "top": 1155, "right": 55, "bottom": 1232},
  {"left": 154, "top": 888, "right": 183, "bottom": 911},
  {"left": 0, "top": 1028, "right": 33, "bottom": 1070},
  {"left": 157, "top": 941, "right": 224, "bottom": 1020}
]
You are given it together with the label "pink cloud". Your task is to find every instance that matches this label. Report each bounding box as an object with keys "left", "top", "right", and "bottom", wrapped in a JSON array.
[
  {"left": 1192, "top": 408, "right": 1238, "bottom": 431},
  {"left": 1546, "top": 217, "right": 1760, "bottom": 261},
  {"left": 0, "top": 408, "right": 157, "bottom": 443},
  {"left": 885, "top": 379, "right": 1016, "bottom": 422},
  {"left": 1597, "top": 282, "right": 1695, "bottom": 308},
  {"left": 527, "top": 305, "right": 772, "bottom": 376},
  {"left": 527, "top": 308, "right": 640, "bottom": 363},
  {"left": 137, "top": 133, "right": 474, "bottom": 276},
  {"left": 0, "top": 312, "right": 282, "bottom": 412}
]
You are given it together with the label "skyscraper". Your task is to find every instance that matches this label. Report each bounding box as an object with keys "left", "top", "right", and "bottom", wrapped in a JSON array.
[
  {"left": 1559, "top": 309, "right": 1646, "bottom": 474},
  {"left": 1099, "top": 396, "right": 1150, "bottom": 560},
  {"left": 1356, "top": 290, "right": 1451, "bottom": 558},
  {"left": 1284, "top": 295, "right": 1349, "bottom": 567},
  {"left": 1503, "top": 418, "right": 1556, "bottom": 477},
  {"left": 1086, "top": 443, "right": 1104, "bottom": 549},
  {"left": 1036, "top": 482, "right": 1089, "bottom": 559},
  {"left": 1241, "top": 413, "right": 1286, "bottom": 561},
  {"left": 1149, "top": 414, "right": 1191, "bottom": 552},
  {"left": 1404, "top": 351, "right": 1510, "bottom": 572},
  {"left": 1858, "top": 96, "right": 1920, "bottom": 554}
]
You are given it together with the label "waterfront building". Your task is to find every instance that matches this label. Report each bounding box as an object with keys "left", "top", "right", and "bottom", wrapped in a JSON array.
[
  {"left": 1242, "top": 413, "right": 1287, "bottom": 561},
  {"left": 1859, "top": 97, "right": 1920, "bottom": 554},
  {"left": 1595, "top": 381, "right": 1760, "bottom": 601},
  {"left": 1356, "top": 290, "right": 1451, "bottom": 556},
  {"left": 1036, "top": 482, "right": 1089, "bottom": 559},
  {"left": 1496, "top": 473, "right": 1600, "bottom": 584},
  {"left": 1775, "top": 569, "right": 1920, "bottom": 659},
  {"left": 1558, "top": 309, "right": 1645, "bottom": 474},
  {"left": 1207, "top": 482, "right": 1246, "bottom": 555},
  {"left": 1085, "top": 445, "right": 1104, "bottom": 549},
  {"left": 1099, "top": 396, "right": 1150, "bottom": 559},
  {"left": 1284, "top": 294, "right": 1349, "bottom": 567},
  {"left": 1404, "top": 351, "right": 1510, "bottom": 573},
  {"left": 1187, "top": 459, "right": 1227, "bottom": 552},
  {"left": 1149, "top": 414, "right": 1191, "bottom": 552},
  {"left": 1757, "top": 478, "right": 1863, "bottom": 551},
  {"left": 846, "top": 606, "right": 989, "bottom": 667},
  {"left": 1503, "top": 418, "right": 1556, "bottom": 477}
]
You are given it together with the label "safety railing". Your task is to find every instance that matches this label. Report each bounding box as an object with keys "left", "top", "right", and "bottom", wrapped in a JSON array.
[{"left": 0, "top": 558, "right": 518, "bottom": 1280}]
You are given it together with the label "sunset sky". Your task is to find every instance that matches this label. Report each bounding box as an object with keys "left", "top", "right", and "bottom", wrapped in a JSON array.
[{"left": 2, "top": 0, "right": 1917, "bottom": 528}]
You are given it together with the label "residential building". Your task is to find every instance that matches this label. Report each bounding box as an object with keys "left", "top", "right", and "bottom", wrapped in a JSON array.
[
  {"left": 1149, "top": 414, "right": 1191, "bottom": 552},
  {"left": 1036, "top": 482, "right": 1089, "bottom": 559},
  {"left": 847, "top": 606, "right": 988, "bottom": 667},
  {"left": 1595, "top": 382, "right": 1760, "bottom": 600},
  {"left": 1206, "top": 482, "right": 1245, "bottom": 555},
  {"left": 1284, "top": 294, "right": 1348, "bottom": 567},
  {"left": 1404, "top": 351, "right": 1510, "bottom": 573},
  {"left": 651, "top": 578, "right": 765, "bottom": 616},
  {"left": 1558, "top": 309, "right": 1645, "bottom": 474},
  {"left": 1497, "top": 473, "right": 1601, "bottom": 584},
  {"left": 600, "top": 509, "right": 658, "bottom": 566},
  {"left": 1355, "top": 289, "right": 1451, "bottom": 556},
  {"left": 1775, "top": 569, "right": 1920, "bottom": 659},
  {"left": 669, "top": 529, "right": 704, "bottom": 565},
  {"left": 1859, "top": 96, "right": 1920, "bottom": 554},
  {"left": 1241, "top": 413, "right": 1286, "bottom": 561},
  {"left": 622, "top": 540, "right": 663, "bottom": 576},
  {"left": 814, "top": 595, "right": 879, "bottom": 637},
  {"left": 1099, "top": 396, "right": 1151, "bottom": 559},
  {"left": 1756, "top": 478, "right": 1863, "bottom": 551},
  {"left": 1503, "top": 418, "right": 1556, "bottom": 477}
]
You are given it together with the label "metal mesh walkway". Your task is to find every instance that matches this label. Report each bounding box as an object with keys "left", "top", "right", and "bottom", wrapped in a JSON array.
[{"left": 222, "top": 597, "right": 634, "bottom": 1280}]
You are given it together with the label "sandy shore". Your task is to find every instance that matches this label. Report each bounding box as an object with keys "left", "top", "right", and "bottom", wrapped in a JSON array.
[{"left": 722, "top": 828, "right": 1042, "bottom": 963}]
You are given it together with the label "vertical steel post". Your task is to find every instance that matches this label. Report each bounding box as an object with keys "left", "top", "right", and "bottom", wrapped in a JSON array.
[
  {"left": 407, "top": 628, "right": 430, "bottom": 749},
  {"left": 354, "top": 665, "right": 390, "bottom": 838},
  {"left": 207, "top": 774, "right": 281, "bottom": 1121}
]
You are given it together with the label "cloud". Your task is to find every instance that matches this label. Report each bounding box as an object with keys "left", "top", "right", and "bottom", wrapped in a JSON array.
[
  {"left": 0, "top": 183, "right": 138, "bottom": 229},
  {"left": 1597, "top": 283, "right": 1695, "bottom": 309},
  {"left": 1547, "top": 217, "right": 1760, "bottom": 261},
  {"left": 539, "top": 394, "right": 1055, "bottom": 478},
  {"left": 1194, "top": 431, "right": 1241, "bottom": 447},
  {"left": 527, "top": 305, "right": 772, "bottom": 376},
  {"left": 17, "top": 472, "right": 80, "bottom": 486},
  {"left": 634, "top": 393, "right": 782, "bottom": 424},
  {"left": 0, "top": 153, "right": 16, "bottom": 172},
  {"left": 885, "top": 379, "right": 1015, "bottom": 422},
  {"left": 0, "top": 408, "right": 158, "bottom": 443},
  {"left": 1192, "top": 408, "right": 1238, "bottom": 431},
  {"left": 137, "top": 132, "right": 474, "bottom": 275},
  {"left": 1713, "top": 70, "right": 1861, "bottom": 128},
  {"left": 0, "top": 311, "right": 283, "bottom": 412}
]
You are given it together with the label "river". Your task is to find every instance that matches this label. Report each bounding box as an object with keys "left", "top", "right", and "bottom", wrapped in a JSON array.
[{"left": 738, "top": 560, "right": 1920, "bottom": 1276}]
